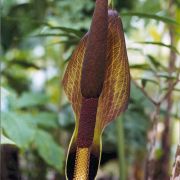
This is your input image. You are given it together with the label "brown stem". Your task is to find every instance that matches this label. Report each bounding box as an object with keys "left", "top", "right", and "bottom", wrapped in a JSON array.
[
  {"left": 159, "top": 77, "right": 179, "bottom": 104},
  {"left": 144, "top": 105, "right": 160, "bottom": 180},
  {"left": 153, "top": 0, "right": 177, "bottom": 179},
  {"left": 171, "top": 145, "right": 180, "bottom": 179},
  {"left": 132, "top": 79, "right": 158, "bottom": 106}
]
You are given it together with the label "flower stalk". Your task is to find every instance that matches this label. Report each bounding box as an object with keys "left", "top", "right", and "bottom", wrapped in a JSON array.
[{"left": 116, "top": 116, "right": 127, "bottom": 180}]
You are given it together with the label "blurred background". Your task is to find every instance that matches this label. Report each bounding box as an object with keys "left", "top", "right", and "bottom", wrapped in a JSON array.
[{"left": 1, "top": 0, "right": 180, "bottom": 179}]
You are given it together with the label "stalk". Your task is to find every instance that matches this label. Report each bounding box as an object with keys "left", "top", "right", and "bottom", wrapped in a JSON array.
[{"left": 116, "top": 116, "right": 127, "bottom": 180}]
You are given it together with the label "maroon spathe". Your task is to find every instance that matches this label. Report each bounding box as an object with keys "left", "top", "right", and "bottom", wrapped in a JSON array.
[{"left": 77, "top": 98, "right": 99, "bottom": 147}]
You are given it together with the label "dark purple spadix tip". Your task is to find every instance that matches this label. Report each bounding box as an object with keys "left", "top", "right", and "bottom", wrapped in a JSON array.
[{"left": 81, "top": 0, "right": 108, "bottom": 98}]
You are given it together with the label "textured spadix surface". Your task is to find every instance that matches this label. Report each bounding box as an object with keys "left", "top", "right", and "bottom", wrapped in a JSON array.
[{"left": 63, "top": 0, "right": 130, "bottom": 179}]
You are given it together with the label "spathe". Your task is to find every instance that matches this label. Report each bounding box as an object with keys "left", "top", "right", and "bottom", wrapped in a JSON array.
[{"left": 63, "top": 0, "right": 130, "bottom": 179}]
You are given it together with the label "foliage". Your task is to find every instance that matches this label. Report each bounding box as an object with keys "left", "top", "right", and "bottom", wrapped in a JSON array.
[{"left": 1, "top": 88, "right": 64, "bottom": 172}]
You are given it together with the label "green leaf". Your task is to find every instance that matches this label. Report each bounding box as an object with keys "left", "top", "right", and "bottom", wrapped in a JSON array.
[
  {"left": 135, "top": 77, "right": 158, "bottom": 85},
  {"left": 47, "top": 25, "right": 84, "bottom": 38},
  {"left": 1, "top": 112, "right": 36, "bottom": 148},
  {"left": 47, "top": 39, "right": 79, "bottom": 46},
  {"left": 155, "top": 148, "right": 163, "bottom": 158},
  {"left": 130, "top": 64, "right": 151, "bottom": 70},
  {"left": 17, "top": 92, "right": 49, "bottom": 108},
  {"left": 162, "top": 88, "right": 180, "bottom": 92},
  {"left": 146, "top": 55, "right": 166, "bottom": 70},
  {"left": 1, "top": 87, "right": 18, "bottom": 111},
  {"left": 141, "top": 79, "right": 147, "bottom": 87},
  {"left": 141, "top": 78, "right": 158, "bottom": 86},
  {"left": 58, "top": 104, "right": 74, "bottom": 128},
  {"left": 34, "top": 130, "right": 64, "bottom": 171},
  {"left": 123, "top": 110, "right": 150, "bottom": 151},
  {"left": 33, "top": 33, "right": 77, "bottom": 38},
  {"left": 121, "top": 12, "right": 180, "bottom": 26},
  {"left": 127, "top": 47, "right": 142, "bottom": 52},
  {"left": 33, "top": 112, "right": 59, "bottom": 128},
  {"left": 10, "top": 60, "right": 40, "bottom": 69},
  {"left": 137, "top": 41, "right": 180, "bottom": 54},
  {"left": 1, "top": 132, "right": 16, "bottom": 145},
  {"left": 156, "top": 72, "right": 177, "bottom": 79}
]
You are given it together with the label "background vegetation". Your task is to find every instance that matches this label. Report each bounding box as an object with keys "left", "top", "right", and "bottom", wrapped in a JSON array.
[{"left": 1, "top": 0, "right": 180, "bottom": 179}]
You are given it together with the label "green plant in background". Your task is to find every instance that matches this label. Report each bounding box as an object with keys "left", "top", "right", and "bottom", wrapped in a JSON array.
[
  {"left": 1, "top": 0, "right": 179, "bottom": 179},
  {"left": 1, "top": 88, "right": 64, "bottom": 171}
]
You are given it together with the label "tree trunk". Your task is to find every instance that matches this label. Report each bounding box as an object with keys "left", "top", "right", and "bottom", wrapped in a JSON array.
[{"left": 0, "top": 144, "right": 21, "bottom": 180}]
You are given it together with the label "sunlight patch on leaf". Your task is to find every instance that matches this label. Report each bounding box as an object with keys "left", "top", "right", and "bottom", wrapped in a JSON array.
[{"left": 1, "top": 132, "right": 16, "bottom": 145}]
